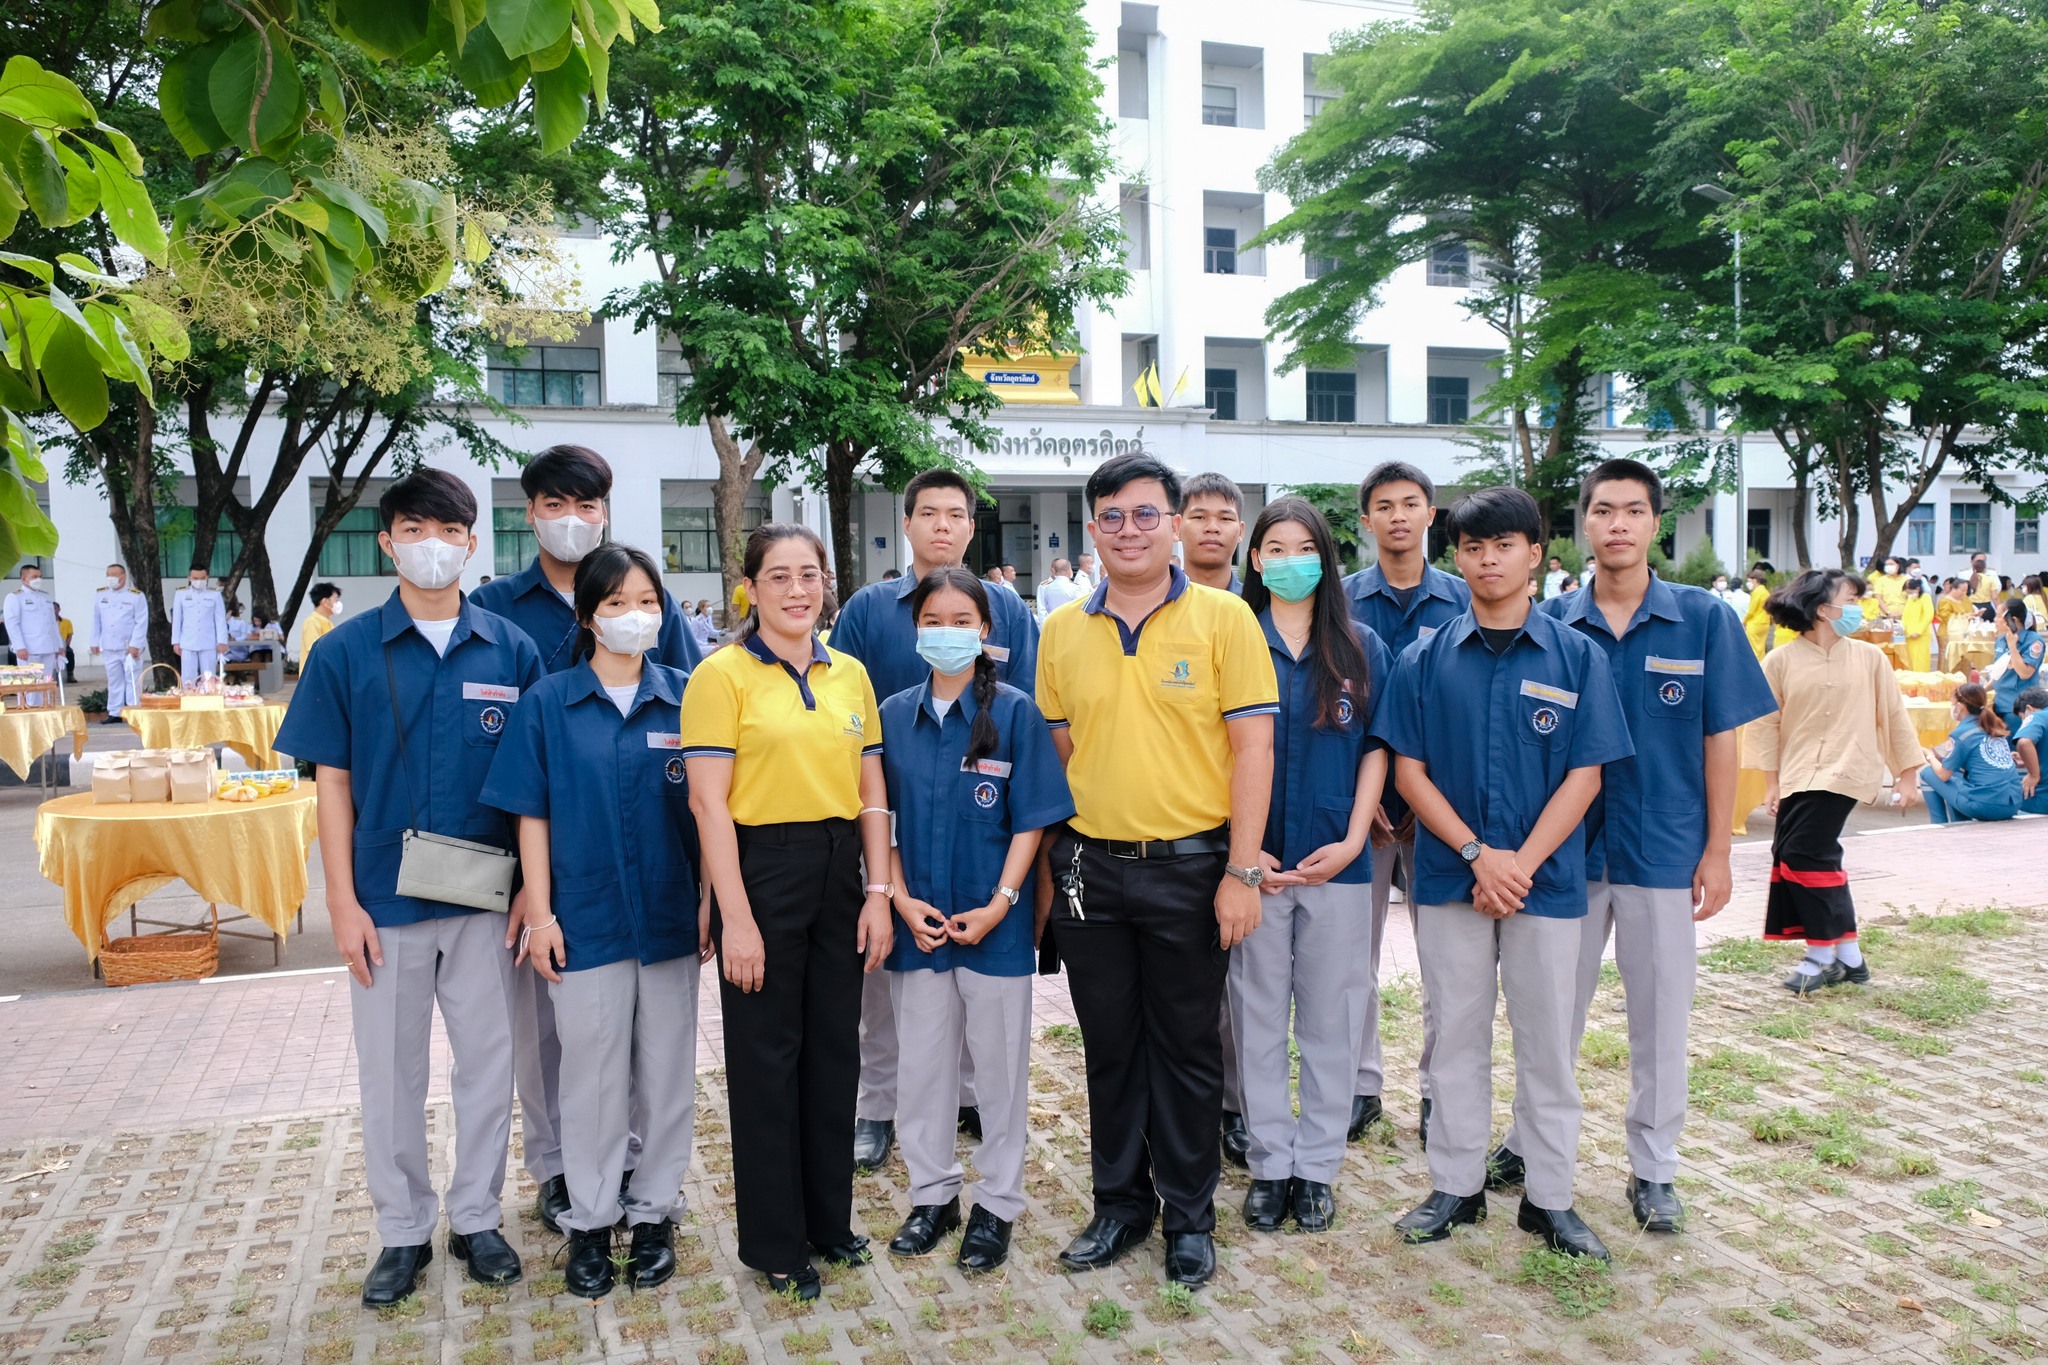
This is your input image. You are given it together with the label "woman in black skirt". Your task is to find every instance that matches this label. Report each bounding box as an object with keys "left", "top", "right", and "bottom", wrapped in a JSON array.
[{"left": 1753, "top": 569, "right": 1925, "bottom": 994}]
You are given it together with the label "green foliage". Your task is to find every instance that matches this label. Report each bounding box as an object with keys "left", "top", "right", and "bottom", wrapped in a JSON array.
[
  {"left": 1671, "top": 536, "right": 1728, "bottom": 588},
  {"left": 1544, "top": 537, "right": 1584, "bottom": 578},
  {"left": 1081, "top": 1298, "right": 1133, "bottom": 1338},
  {"left": 1278, "top": 482, "right": 1366, "bottom": 570},
  {"left": 1516, "top": 1247, "right": 1615, "bottom": 1319}
]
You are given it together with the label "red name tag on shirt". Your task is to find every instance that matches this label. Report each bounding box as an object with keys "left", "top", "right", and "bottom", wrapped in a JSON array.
[
  {"left": 961, "top": 757, "right": 1013, "bottom": 777},
  {"left": 647, "top": 732, "right": 682, "bottom": 750},
  {"left": 463, "top": 683, "right": 521, "bottom": 702}
]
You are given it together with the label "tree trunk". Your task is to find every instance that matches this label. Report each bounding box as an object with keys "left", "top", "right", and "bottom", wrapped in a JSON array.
[
  {"left": 705, "top": 415, "right": 767, "bottom": 626},
  {"left": 274, "top": 411, "right": 410, "bottom": 634},
  {"left": 1863, "top": 423, "right": 1958, "bottom": 572},
  {"left": 824, "top": 439, "right": 861, "bottom": 596}
]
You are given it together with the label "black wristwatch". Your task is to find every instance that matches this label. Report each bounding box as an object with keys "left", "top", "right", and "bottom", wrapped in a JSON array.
[{"left": 1459, "top": 840, "right": 1482, "bottom": 864}]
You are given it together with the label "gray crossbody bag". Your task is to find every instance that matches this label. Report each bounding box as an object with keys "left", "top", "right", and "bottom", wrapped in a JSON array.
[{"left": 386, "top": 644, "right": 518, "bottom": 912}]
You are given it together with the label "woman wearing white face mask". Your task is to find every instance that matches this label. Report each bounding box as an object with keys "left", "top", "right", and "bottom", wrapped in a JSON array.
[{"left": 481, "top": 543, "right": 707, "bottom": 1300}]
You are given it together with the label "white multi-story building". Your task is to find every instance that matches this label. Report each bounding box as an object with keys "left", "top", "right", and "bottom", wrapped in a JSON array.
[{"left": 24, "top": 0, "right": 2044, "bottom": 645}]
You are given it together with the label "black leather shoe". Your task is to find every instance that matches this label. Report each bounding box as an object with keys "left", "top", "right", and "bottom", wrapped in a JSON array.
[
  {"left": 1394, "top": 1190, "right": 1485, "bottom": 1244},
  {"left": 361, "top": 1244, "right": 431, "bottom": 1306},
  {"left": 1291, "top": 1179, "right": 1336, "bottom": 1232},
  {"left": 629, "top": 1219, "right": 676, "bottom": 1288},
  {"left": 536, "top": 1173, "right": 571, "bottom": 1235},
  {"left": 449, "top": 1227, "right": 522, "bottom": 1285},
  {"left": 1163, "top": 1231, "right": 1215, "bottom": 1287},
  {"left": 1486, "top": 1144, "right": 1526, "bottom": 1191},
  {"left": 1220, "top": 1111, "right": 1251, "bottom": 1169},
  {"left": 1241, "top": 1178, "right": 1291, "bottom": 1231},
  {"left": 1056, "top": 1214, "right": 1149, "bottom": 1271},
  {"left": 1419, "top": 1097, "right": 1433, "bottom": 1151},
  {"left": 957, "top": 1106, "right": 983, "bottom": 1140},
  {"left": 1517, "top": 1198, "right": 1610, "bottom": 1260},
  {"left": 852, "top": 1118, "right": 894, "bottom": 1173},
  {"left": 564, "top": 1226, "right": 614, "bottom": 1298},
  {"left": 955, "top": 1205, "right": 1012, "bottom": 1273},
  {"left": 1783, "top": 962, "right": 1846, "bottom": 994},
  {"left": 765, "top": 1265, "right": 821, "bottom": 1301},
  {"left": 1837, "top": 960, "right": 1871, "bottom": 986},
  {"left": 811, "top": 1235, "right": 872, "bottom": 1267},
  {"left": 1347, "top": 1094, "right": 1383, "bottom": 1142},
  {"left": 888, "top": 1199, "right": 962, "bottom": 1256},
  {"left": 1627, "top": 1176, "right": 1684, "bottom": 1233}
]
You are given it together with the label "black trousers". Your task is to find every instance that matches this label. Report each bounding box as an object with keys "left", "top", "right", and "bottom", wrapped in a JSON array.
[
  {"left": 1763, "top": 789, "right": 1860, "bottom": 945},
  {"left": 1052, "top": 831, "right": 1229, "bottom": 1235},
  {"left": 714, "top": 818, "right": 864, "bottom": 1272}
]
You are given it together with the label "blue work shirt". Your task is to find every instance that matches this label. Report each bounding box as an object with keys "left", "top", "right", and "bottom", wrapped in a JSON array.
[
  {"left": 471, "top": 556, "right": 703, "bottom": 675},
  {"left": 480, "top": 660, "right": 699, "bottom": 969},
  {"left": 1259, "top": 609, "right": 1393, "bottom": 886},
  {"left": 831, "top": 570, "right": 1039, "bottom": 703},
  {"left": 2015, "top": 711, "right": 2048, "bottom": 815},
  {"left": 1343, "top": 564, "right": 1471, "bottom": 824},
  {"left": 1541, "top": 577, "right": 1777, "bottom": 888},
  {"left": 276, "top": 589, "right": 543, "bottom": 927},
  {"left": 881, "top": 679, "right": 1073, "bottom": 976},
  {"left": 1939, "top": 717, "right": 2023, "bottom": 816},
  {"left": 1991, "top": 628, "right": 2045, "bottom": 721},
  {"left": 1371, "top": 608, "right": 1634, "bottom": 918}
]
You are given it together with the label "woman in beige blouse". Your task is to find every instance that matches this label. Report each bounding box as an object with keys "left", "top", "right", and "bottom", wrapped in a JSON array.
[{"left": 1753, "top": 569, "right": 1923, "bottom": 995}]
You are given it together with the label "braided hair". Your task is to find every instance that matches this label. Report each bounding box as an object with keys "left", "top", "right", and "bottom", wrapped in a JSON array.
[{"left": 908, "top": 565, "right": 1000, "bottom": 766}]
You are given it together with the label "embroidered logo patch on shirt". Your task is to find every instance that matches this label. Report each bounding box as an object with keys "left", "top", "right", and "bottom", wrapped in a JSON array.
[
  {"left": 479, "top": 704, "right": 506, "bottom": 736},
  {"left": 1531, "top": 705, "right": 1561, "bottom": 736},
  {"left": 463, "top": 682, "right": 520, "bottom": 702},
  {"left": 1337, "top": 696, "right": 1355, "bottom": 726},
  {"left": 1162, "top": 659, "right": 1194, "bottom": 689},
  {"left": 664, "top": 755, "right": 686, "bottom": 784},
  {"left": 972, "top": 780, "right": 999, "bottom": 809},
  {"left": 844, "top": 712, "right": 865, "bottom": 739},
  {"left": 1658, "top": 679, "right": 1688, "bottom": 706},
  {"left": 1519, "top": 679, "right": 1580, "bottom": 708}
]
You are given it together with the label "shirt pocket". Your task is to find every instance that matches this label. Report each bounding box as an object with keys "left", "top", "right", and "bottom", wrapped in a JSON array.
[
  {"left": 647, "top": 733, "right": 689, "bottom": 796},
  {"left": 1151, "top": 639, "right": 1211, "bottom": 707},
  {"left": 961, "top": 769, "right": 1008, "bottom": 825},
  {"left": 1642, "top": 656, "right": 1704, "bottom": 723},
  {"left": 1516, "top": 679, "right": 1578, "bottom": 751},
  {"left": 464, "top": 700, "right": 513, "bottom": 747}
]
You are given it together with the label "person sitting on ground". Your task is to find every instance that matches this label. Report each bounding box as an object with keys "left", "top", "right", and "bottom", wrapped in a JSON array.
[
  {"left": 2011, "top": 687, "right": 2048, "bottom": 816},
  {"left": 1920, "top": 682, "right": 2023, "bottom": 825}
]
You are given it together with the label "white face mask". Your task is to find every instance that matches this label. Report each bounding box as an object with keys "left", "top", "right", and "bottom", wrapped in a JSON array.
[
  {"left": 330, "top": 599, "right": 344, "bottom": 616},
  {"left": 23, "top": 578, "right": 41, "bottom": 592},
  {"left": 107, "top": 576, "right": 124, "bottom": 591},
  {"left": 189, "top": 578, "right": 208, "bottom": 591},
  {"left": 591, "top": 608, "right": 661, "bottom": 657},
  {"left": 391, "top": 537, "right": 468, "bottom": 590},
  {"left": 534, "top": 513, "right": 606, "bottom": 563}
]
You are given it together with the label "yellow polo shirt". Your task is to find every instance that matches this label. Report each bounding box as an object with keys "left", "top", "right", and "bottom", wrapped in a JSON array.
[
  {"left": 300, "top": 610, "right": 335, "bottom": 659},
  {"left": 680, "top": 633, "right": 881, "bottom": 825},
  {"left": 1037, "top": 568, "right": 1279, "bottom": 841}
]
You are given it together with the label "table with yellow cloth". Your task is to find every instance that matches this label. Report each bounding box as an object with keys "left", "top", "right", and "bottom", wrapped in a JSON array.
[
  {"left": 1941, "top": 638, "right": 1996, "bottom": 674},
  {"left": 34, "top": 786, "right": 319, "bottom": 962},
  {"left": 123, "top": 703, "right": 287, "bottom": 768},
  {"left": 1903, "top": 699, "right": 1956, "bottom": 751},
  {"left": 0, "top": 705, "right": 88, "bottom": 779}
]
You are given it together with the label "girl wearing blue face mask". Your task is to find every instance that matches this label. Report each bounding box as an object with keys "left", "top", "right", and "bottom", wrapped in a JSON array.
[
  {"left": 877, "top": 567, "right": 1073, "bottom": 1275},
  {"left": 1227, "top": 498, "right": 1391, "bottom": 1236}
]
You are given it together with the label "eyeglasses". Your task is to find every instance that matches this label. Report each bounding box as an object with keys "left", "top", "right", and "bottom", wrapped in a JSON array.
[
  {"left": 758, "top": 569, "right": 826, "bottom": 593},
  {"left": 1095, "top": 505, "right": 1163, "bottom": 533}
]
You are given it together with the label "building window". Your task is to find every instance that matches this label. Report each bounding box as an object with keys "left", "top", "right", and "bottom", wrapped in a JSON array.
[
  {"left": 1427, "top": 375, "right": 1470, "bottom": 425},
  {"left": 1305, "top": 371, "right": 1356, "bottom": 424},
  {"left": 1303, "top": 93, "right": 1335, "bottom": 123},
  {"left": 156, "top": 508, "right": 244, "bottom": 581},
  {"left": 489, "top": 345, "right": 601, "bottom": 407},
  {"left": 315, "top": 506, "right": 395, "bottom": 578},
  {"left": 1747, "top": 508, "right": 1772, "bottom": 561},
  {"left": 491, "top": 507, "right": 540, "bottom": 578},
  {"left": 1201, "top": 83, "right": 1238, "bottom": 126},
  {"left": 1305, "top": 252, "right": 1338, "bottom": 279},
  {"left": 662, "top": 505, "right": 763, "bottom": 574},
  {"left": 657, "top": 350, "right": 691, "bottom": 407},
  {"left": 2017, "top": 516, "right": 2040, "bottom": 556},
  {"left": 1951, "top": 502, "right": 1990, "bottom": 555},
  {"left": 1906, "top": 502, "right": 1935, "bottom": 557},
  {"left": 1204, "top": 369, "right": 1238, "bottom": 421},
  {"left": 1204, "top": 227, "right": 1237, "bottom": 275},
  {"left": 1427, "top": 242, "right": 1471, "bottom": 287}
]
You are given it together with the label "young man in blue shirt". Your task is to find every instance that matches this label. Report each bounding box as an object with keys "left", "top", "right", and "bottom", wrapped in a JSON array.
[
  {"left": 1490, "top": 460, "right": 1775, "bottom": 1234},
  {"left": 277, "top": 470, "right": 544, "bottom": 1306},
  {"left": 829, "top": 467, "right": 1040, "bottom": 1171},
  {"left": 1371, "top": 486, "right": 1632, "bottom": 1260},
  {"left": 1342, "top": 462, "right": 1471, "bottom": 1147},
  {"left": 471, "top": 444, "right": 701, "bottom": 1233}
]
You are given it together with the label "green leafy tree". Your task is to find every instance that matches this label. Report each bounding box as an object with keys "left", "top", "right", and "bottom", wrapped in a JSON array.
[{"left": 1278, "top": 481, "right": 1366, "bottom": 570}]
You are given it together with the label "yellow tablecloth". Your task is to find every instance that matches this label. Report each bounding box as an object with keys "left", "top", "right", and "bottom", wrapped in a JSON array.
[
  {"left": 34, "top": 786, "right": 319, "bottom": 960},
  {"left": 1942, "top": 639, "right": 1995, "bottom": 674},
  {"left": 1903, "top": 699, "right": 1955, "bottom": 751},
  {"left": 123, "top": 703, "right": 287, "bottom": 768},
  {"left": 0, "top": 705, "right": 88, "bottom": 780}
]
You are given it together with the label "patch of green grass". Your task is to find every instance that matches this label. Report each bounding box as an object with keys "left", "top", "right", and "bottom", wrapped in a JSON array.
[
  {"left": 1758, "top": 1012, "right": 1812, "bottom": 1040},
  {"left": 1854, "top": 1021, "right": 1951, "bottom": 1057},
  {"left": 281, "top": 1133, "right": 320, "bottom": 1150},
  {"left": 1516, "top": 1247, "right": 1615, "bottom": 1319},
  {"left": 1881, "top": 969, "right": 1994, "bottom": 1027},
  {"left": 783, "top": 1327, "right": 830, "bottom": 1354},
  {"left": 1750, "top": 1108, "right": 1809, "bottom": 1144},
  {"left": 1597, "top": 960, "right": 1623, "bottom": 991},
  {"left": 915, "top": 1299, "right": 942, "bottom": 1331},
  {"left": 1895, "top": 1152, "right": 1939, "bottom": 1177},
  {"left": 1703, "top": 937, "right": 1785, "bottom": 973},
  {"left": 1767, "top": 1297, "right": 1802, "bottom": 1321},
  {"left": 1916, "top": 1179, "right": 1984, "bottom": 1219},
  {"left": 1082, "top": 1298, "right": 1133, "bottom": 1339},
  {"left": 1579, "top": 1028, "right": 1629, "bottom": 1070},
  {"left": 1038, "top": 1024, "right": 1082, "bottom": 1045},
  {"left": 1862, "top": 1232, "right": 1911, "bottom": 1258},
  {"left": 1154, "top": 1282, "right": 1200, "bottom": 1320},
  {"left": 1427, "top": 1280, "right": 1464, "bottom": 1307},
  {"left": 46, "top": 1232, "right": 98, "bottom": 1261},
  {"left": 2016, "top": 1068, "right": 2045, "bottom": 1084},
  {"left": 1905, "top": 908, "right": 2013, "bottom": 938}
]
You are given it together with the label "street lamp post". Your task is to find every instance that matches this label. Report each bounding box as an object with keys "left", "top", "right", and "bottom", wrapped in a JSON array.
[{"left": 1693, "top": 182, "right": 1747, "bottom": 571}]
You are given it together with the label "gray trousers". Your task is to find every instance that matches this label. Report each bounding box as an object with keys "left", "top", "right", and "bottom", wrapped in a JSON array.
[
  {"left": 858, "top": 940, "right": 978, "bottom": 1121},
  {"left": 549, "top": 955, "right": 700, "bottom": 1230},
  {"left": 350, "top": 912, "right": 515, "bottom": 1244},
  {"left": 1227, "top": 880, "right": 1372, "bottom": 1182},
  {"left": 103, "top": 650, "right": 138, "bottom": 716},
  {"left": 1416, "top": 903, "right": 1583, "bottom": 1209},
  {"left": 1356, "top": 838, "right": 1431, "bottom": 1098},
  {"left": 888, "top": 968, "right": 1031, "bottom": 1220},
  {"left": 1502, "top": 882, "right": 1696, "bottom": 1183},
  {"left": 509, "top": 966, "right": 565, "bottom": 1182}
]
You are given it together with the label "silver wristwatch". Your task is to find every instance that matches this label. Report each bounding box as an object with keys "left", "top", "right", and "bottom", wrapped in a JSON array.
[
  {"left": 1225, "top": 863, "right": 1265, "bottom": 889},
  {"left": 994, "top": 885, "right": 1020, "bottom": 905}
]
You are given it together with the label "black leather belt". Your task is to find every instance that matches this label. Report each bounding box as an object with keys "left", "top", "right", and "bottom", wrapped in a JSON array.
[{"left": 1072, "top": 827, "right": 1230, "bottom": 860}]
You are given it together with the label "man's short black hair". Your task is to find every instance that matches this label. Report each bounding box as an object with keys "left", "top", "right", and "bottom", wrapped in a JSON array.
[
  {"left": 311, "top": 582, "right": 340, "bottom": 607},
  {"left": 1086, "top": 452, "right": 1182, "bottom": 513},
  {"left": 521, "top": 444, "right": 612, "bottom": 502},
  {"left": 1359, "top": 460, "right": 1436, "bottom": 511},
  {"left": 2017, "top": 685, "right": 2048, "bottom": 715},
  {"left": 1578, "top": 457, "right": 1664, "bottom": 519},
  {"left": 1444, "top": 486, "right": 1542, "bottom": 545},
  {"left": 188, "top": 561, "right": 209, "bottom": 575},
  {"left": 903, "top": 467, "right": 975, "bottom": 516},
  {"left": 1182, "top": 472, "right": 1243, "bottom": 514},
  {"left": 379, "top": 468, "right": 478, "bottom": 533}
]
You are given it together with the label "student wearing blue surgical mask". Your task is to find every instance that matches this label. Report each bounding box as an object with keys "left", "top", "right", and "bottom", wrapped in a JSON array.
[{"left": 878, "top": 566, "right": 1072, "bottom": 1276}]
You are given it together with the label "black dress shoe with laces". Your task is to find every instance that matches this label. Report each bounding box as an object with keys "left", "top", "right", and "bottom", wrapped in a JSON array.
[
  {"left": 1419, "top": 1097, "right": 1433, "bottom": 1151},
  {"left": 1517, "top": 1198, "right": 1610, "bottom": 1260},
  {"left": 1291, "top": 1179, "right": 1336, "bottom": 1232},
  {"left": 1056, "top": 1214, "right": 1149, "bottom": 1271},
  {"left": 765, "top": 1265, "right": 821, "bottom": 1301},
  {"left": 1627, "top": 1176, "right": 1684, "bottom": 1233},
  {"left": 1486, "top": 1144, "right": 1526, "bottom": 1191},
  {"left": 811, "top": 1235, "right": 872, "bottom": 1267},
  {"left": 1394, "top": 1190, "right": 1485, "bottom": 1244},
  {"left": 564, "top": 1226, "right": 614, "bottom": 1298},
  {"left": 629, "top": 1219, "right": 677, "bottom": 1288},
  {"left": 361, "top": 1243, "right": 431, "bottom": 1306},
  {"left": 1783, "top": 961, "right": 1846, "bottom": 994},
  {"left": 1347, "top": 1094, "right": 1383, "bottom": 1142},
  {"left": 955, "top": 1205, "right": 1012, "bottom": 1273},
  {"left": 1220, "top": 1111, "right": 1251, "bottom": 1169},
  {"left": 888, "top": 1198, "right": 962, "bottom": 1256},
  {"left": 1163, "top": 1231, "right": 1215, "bottom": 1287},
  {"left": 852, "top": 1118, "right": 894, "bottom": 1173},
  {"left": 957, "top": 1106, "right": 983, "bottom": 1140},
  {"left": 1241, "top": 1178, "right": 1291, "bottom": 1231},
  {"left": 536, "top": 1173, "right": 571, "bottom": 1235},
  {"left": 449, "top": 1228, "right": 522, "bottom": 1285}
]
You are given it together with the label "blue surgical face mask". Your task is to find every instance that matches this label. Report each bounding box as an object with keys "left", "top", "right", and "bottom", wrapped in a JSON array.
[
  {"left": 1260, "top": 554, "right": 1324, "bottom": 603},
  {"left": 1831, "top": 603, "right": 1864, "bottom": 637},
  {"left": 916, "top": 626, "right": 984, "bottom": 676}
]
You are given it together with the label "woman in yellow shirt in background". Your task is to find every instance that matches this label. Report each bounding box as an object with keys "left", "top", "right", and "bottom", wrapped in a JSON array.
[
  {"left": 1743, "top": 563, "right": 1776, "bottom": 659},
  {"left": 1900, "top": 577, "right": 1934, "bottom": 671},
  {"left": 1935, "top": 578, "right": 1974, "bottom": 666}
]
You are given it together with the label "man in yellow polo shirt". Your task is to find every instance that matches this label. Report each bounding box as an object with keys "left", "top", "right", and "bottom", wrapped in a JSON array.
[{"left": 1037, "top": 452, "right": 1278, "bottom": 1290}]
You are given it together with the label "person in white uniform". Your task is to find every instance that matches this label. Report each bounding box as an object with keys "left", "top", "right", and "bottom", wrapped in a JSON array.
[
  {"left": 91, "top": 563, "right": 150, "bottom": 720},
  {"left": 171, "top": 565, "right": 228, "bottom": 683},
  {"left": 5, "top": 565, "right": 64, "bottom": 705}
]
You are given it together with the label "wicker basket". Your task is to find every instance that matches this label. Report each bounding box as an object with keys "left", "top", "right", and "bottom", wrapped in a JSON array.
[
  {"left": 101, "top": 906, "right": 219, "bottom": 986},
  {"left": 135, "top": 662, "right": 184, "bottom": 710}
]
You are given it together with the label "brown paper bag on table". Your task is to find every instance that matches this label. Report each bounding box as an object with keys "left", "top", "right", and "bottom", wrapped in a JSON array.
[
  {"left": 167, "top": 749, "right": 217, "bottom": 804},
  {"left": 128, "top": 749, "right": 172, "bottom": 803},
  {"left": 92, "top": 752, "right": 133, "bottom": 804}
]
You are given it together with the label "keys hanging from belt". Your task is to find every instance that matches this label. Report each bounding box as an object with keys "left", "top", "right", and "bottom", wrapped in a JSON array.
[{"left": 1061, "top": 840, "right": 1085, "bottom": 920}]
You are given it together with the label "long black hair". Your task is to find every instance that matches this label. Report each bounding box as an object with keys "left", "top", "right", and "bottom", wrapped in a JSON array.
[
  {"left": 1767, "top": 568, "right": 1866, "bottom": 634},
  {"left": 735, "top": 522, "right": 829, "bottom": 643},
  {"left": 908, "top": 565, "right": 1000, "bottom": 766},
  {"left": 1242, "top": 496, "right": 1372, "bottom": 729},
  {"left": 571, "top": 543, "right": 665, "bottom": 661}
]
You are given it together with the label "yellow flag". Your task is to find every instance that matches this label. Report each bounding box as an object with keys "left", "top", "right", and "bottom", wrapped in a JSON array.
[{"left": 1132, "top": 362, "right": 1161, "bottom": 407}]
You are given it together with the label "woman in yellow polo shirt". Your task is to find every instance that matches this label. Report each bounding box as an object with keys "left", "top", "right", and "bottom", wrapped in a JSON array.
[{"left": 681, "top": 523, "right": 893, "bottom": 1302}]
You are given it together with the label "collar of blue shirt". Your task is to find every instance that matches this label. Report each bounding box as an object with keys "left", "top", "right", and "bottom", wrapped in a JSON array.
[
  {"left": 376, "top": 587, "right": 498, "bottom": 648},
  {"left": 559, "top": 657, "right": 683, "bottom": 712},
  {"left": 1551, "top": 571, "right": 1685, "bottom": 637},
  {"left": 1444, "top": 605, "right": 1560, "bottom": 652},
  {"left": 913, "top": 675, "right": 984, "bottom": 727},
  {"left": 1348, "top": 562, "right": 1460, "bottom": 604},
  {"left": 503, "top": 556, "right": 566, "bottom": 604}
]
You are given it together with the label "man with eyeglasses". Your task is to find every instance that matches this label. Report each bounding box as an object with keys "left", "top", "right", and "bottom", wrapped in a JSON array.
[
  {"left": 829, "top": 467, "right": 1041, "bottom": 1173},
  {"left": 1037, "top": 452, "right": 1279, "bottom": 1289}
]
